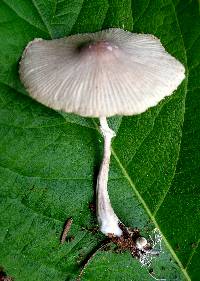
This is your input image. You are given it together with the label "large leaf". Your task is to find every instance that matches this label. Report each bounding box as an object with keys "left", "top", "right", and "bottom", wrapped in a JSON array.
[
  {"left": 0, "top": 0, "right": 199, "bottom": 280},
  {"left": 155, "top": 1, "right": 200, "bottom": 280}
]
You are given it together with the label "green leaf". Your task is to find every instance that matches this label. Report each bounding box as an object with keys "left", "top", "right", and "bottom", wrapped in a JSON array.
[
  {"left": 0, "top": 0, "right": 199, "bottom": 281},
  {"left": 155, "top": 1, "right": 200, "bottom": 280}
]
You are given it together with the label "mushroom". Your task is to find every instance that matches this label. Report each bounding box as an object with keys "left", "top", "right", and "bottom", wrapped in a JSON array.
[
  {"left": 136, "top": 237, "right": 148, "bottom": 251},
  {"left": 19, "top": 28, "right": 185, "bottom": 238}
]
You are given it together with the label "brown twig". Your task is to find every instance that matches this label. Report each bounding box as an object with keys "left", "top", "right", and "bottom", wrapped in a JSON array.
[
  {"left": 77, "top": 239, "right": 110, "bottom": 281},
  {"left": 60, "top": 218, "right": 73, "bottom": 244}
]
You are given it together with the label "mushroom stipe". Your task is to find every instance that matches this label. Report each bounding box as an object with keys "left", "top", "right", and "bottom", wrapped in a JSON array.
[{"left": 19, "top": 28, "right": 185, "bottom": 265}]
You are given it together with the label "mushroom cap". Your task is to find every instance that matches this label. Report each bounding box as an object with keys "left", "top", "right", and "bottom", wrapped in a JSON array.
[{"left": 19, "top": 28, "right": 185, "bottom": 117}]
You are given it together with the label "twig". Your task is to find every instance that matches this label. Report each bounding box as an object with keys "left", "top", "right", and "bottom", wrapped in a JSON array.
[
  {"left": 60, "top": 218, "right": 73, "bottom": 244},
  {"left": 77, "top": 239, "right": 110, "bottom": 281}
]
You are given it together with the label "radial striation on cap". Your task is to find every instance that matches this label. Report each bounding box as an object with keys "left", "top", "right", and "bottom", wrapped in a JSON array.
[{"left": 19, "top": 28, "right": 185, "bottom": 117}]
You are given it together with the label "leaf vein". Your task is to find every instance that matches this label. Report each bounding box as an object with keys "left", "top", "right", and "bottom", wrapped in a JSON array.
[{"left": 1, "top": 0, "right": 49, "bottom": 34}]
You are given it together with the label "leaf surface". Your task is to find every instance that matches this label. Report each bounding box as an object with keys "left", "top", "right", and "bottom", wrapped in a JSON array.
[{"left": 0, "top": 0, "right": 199, "bottom": 280}]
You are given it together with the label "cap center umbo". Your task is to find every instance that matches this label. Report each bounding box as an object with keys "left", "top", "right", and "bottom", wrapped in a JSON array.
[{"left": 77, "top": 40, "right": 118, "bottom": 55}]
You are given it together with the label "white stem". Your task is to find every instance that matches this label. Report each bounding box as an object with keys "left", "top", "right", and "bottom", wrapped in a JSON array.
[{"left": 96, "top": 117, "right": 122, "bottom": 237}]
